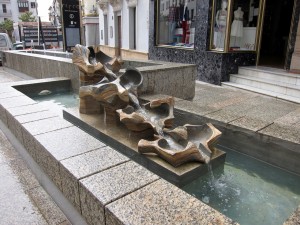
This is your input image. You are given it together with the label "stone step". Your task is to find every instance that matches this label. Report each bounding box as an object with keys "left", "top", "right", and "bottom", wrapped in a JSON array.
[
  {"left": 238, "top": 66, "right": 300, "bottom": 85},
  {"left": 221, "top": 82, "right": 300, "bottom": 104},
  {"left": 229, "top": 74, "right": 300, "bottom": 98}
]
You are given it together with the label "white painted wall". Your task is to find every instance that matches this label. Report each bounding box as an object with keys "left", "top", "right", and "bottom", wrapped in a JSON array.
[
  {"left": 108, "top": 5, "right": 115, "bottom": 47},
  {"left": 136, "top": 0, "right": 149, "bottom": 52},
  {"left": 98, "top": 0, "right": 150, "bottom": 54},
  {"left": 82, "top": 0, "right": 98, "bottom": 16},
  {"left": 98, "top": 6, "right": 105, "bottom": 45},
  {"left": 121, "top": 0, "right": 129, "bottom": 49}
]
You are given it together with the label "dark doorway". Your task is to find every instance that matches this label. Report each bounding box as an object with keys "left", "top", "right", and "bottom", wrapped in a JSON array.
[
  {"left": 117, "top": 15, "right": 122, "bottom": 56},
  {"left": 258, "top": 0, "right": 294, "bottom": 68}
]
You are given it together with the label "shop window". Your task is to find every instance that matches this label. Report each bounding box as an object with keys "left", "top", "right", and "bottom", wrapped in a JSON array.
[
  {"left": 211, "top": 0, "right": 261, "bottom": 52},
  {"left": 156, "top": 0, "right": 196, "bottom": 49}
]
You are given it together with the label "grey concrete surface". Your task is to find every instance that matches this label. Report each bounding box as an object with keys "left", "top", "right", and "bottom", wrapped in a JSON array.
[{"left": 0, "top": 67, "right": 71, "bottom": 225}]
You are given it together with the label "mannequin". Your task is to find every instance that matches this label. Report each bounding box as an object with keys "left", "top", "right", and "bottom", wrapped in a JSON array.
[
  {"left": 231, "top": 7, "right": 244, "bottom": 37},
  {"left": 230, "top": 7, "right": 244, "bottom": 46},
  {"left": 168, "top": 1, "right": 178, "bottom": 43},
  {"left": 215, "top": 0, "right": 227, "bottom": 49},
  {"left": 180, "top": 0, "right": 189, "bottom": 43}
]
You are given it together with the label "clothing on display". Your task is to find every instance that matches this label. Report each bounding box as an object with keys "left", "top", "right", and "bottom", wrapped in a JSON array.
[
  {"left": 215, "top": 1, "right": 228, "bottom": 49},
  {"left": 168, "top": 6, "right": 179, "bottom": 43},
  {"left": 231, "top": 7, "right": 244, "bottom": 37}
]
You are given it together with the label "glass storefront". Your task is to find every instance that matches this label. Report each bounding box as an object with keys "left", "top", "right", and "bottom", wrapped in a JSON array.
[
  {"left": 211, "top": 0, "right": 261, "bottom": 52},
  {"left": 156, "top": 0, "right": 196, "bottom": 49}
]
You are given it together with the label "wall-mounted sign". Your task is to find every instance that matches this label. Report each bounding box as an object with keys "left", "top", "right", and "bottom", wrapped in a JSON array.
[{"left": 62, "top": 0, "right": 81, "bottom": 51}]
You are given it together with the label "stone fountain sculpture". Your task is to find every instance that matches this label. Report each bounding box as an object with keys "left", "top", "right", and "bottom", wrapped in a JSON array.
[{"left": 72, "top": 44, "right": 222, "bottom": 167}]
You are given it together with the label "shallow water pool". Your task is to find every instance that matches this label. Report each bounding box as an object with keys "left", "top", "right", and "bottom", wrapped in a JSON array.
[{"left": 183, "top": 145, "right": 300, "bottom": 225}]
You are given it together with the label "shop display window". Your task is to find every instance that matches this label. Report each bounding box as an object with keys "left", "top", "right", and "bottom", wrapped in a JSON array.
[
  {"left": 156, "top": 0, "right": 196, "bottom": 49},
  {"left": 211, "top": 0, "right": 261, "bottom": 52}
]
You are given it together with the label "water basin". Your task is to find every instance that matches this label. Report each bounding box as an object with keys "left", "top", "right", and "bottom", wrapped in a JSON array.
[
  {"left": 32, "top": 92, "right": 79, "bottom": 115},
  {"left": 23, "top": 88, "right": 300, "bottom": 224},
  {"left": 183, "top": 145, "right": 300, "bottom": 225}
]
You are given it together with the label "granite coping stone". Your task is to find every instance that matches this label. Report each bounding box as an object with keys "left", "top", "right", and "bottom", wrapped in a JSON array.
[
  {"left": 259, "top": 123, "right": 300, "bottom": 145},
  {"left": 105, "top": 179, "right": 238, "bottom": 225},
  {"left": 59, "top": 147, "right": 129, "bottom": 210},
  {"left": 79, "top": 161, "right": 160, "bottom": 225},
  {"left": 32, "top": 126, "right": 106, "bottom": 190},
  {"left": 0, "top": 85, "right": 17, "bottom": 94},
  {"left": 60, "top": 146, "right": 129, "bottom": 179},
  {"left": 22, "top": 116, "right": 73, "bottom": 136},
  {"left": 6, "top": 103, "right": 50, "bottom": 116},
  {"left": 0, "top": 95, "right": 36, "bottom": 108},
  {"left": 0, "top": 91, "right": 23, "bottom": 99},
  {"left": 34, "top": 126, "right": 106, "bottom": 161},
  {"left": 15, "top": 110, "right": 58, "bottom": 124}
]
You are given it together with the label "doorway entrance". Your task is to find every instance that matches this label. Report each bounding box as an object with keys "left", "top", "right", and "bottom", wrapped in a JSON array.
[
  {"left": 117, "top": 15, "right": 122, "bottom": 56},
  {"left": 258, "top": 0, "right": 294, "bottom": 68}
]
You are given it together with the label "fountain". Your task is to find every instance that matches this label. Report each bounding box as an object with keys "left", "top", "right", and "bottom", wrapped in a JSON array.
[{"left": 71, "top": 44, "right": 224, "bottom": 171}]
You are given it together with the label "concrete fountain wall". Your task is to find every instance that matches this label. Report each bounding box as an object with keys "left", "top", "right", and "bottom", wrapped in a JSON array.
[{"left": 2, "top": 50, "right": 196, "bottom": 100}]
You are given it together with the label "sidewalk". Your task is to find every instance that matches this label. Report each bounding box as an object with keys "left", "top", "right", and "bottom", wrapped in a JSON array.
[{"left": 0, "top": 68, "right": 71, "bottom": 225}]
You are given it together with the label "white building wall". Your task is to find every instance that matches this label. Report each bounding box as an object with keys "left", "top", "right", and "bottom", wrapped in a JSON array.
[
  {"left": 121, "top": 0, "right": 129, "bottom": 50},
  {"left": 98, "top": 0, "right": 149, "bottom": 54},
  {"left": 108, "top": 5, "right": 115, "bottom": 47},
  {"left": 98, "top": 8, "right": 105, "bottom": 45},
  {"left": 136, "top": 0, "right": 149, "bottom": 52}
]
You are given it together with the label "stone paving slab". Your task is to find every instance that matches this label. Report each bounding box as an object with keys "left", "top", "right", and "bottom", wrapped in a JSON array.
[
  {"left": 229, "top": 100, "right": 299, "bottom": 131},
  {"left": 79, "top": 161, "right": 160, "bottom": 225},
  {"left": 175, "top": 99, "right": 221, "bottom": 116},
  {"left": 0, "top": 128, "right": 71, "bottom": 225},
  {"left": 105, "top": 179, "right": 237, "bottom": 225},
  {"left": 27, "top": 186, "right": 72, "bottom": 225},
  {"left": 60, "top": 147, "right": 129, "bottom": 210},
  {"left": 205, "top": 96, "right": 270, "bottom": 123}
]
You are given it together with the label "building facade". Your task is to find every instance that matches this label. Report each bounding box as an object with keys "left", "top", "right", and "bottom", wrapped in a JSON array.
[
  {"left": 81, "top": 0, "right": 99, "bottom": 46},
  {"left": 0, "top": 0, "right": 38, "bottom": 23},
  {"left": 97, "top": 0, "right": 149, "bottom": 60},
  {"left": 149, "top": 0, "right": 300, "bottom": 84}
]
